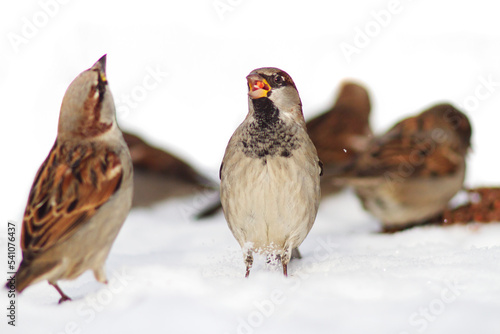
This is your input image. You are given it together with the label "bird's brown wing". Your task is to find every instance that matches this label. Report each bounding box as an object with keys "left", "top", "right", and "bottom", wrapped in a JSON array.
[
  {"left": 307, "top": 82, "right": 372, "bottom": 168},
  {"left": 352, "top": 122, "right": 462, "bottom": 178},
  {"left": 21, "top": 140, "right": 123, "bottom": 254}
]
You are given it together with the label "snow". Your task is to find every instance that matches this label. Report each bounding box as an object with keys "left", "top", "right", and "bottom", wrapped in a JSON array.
[
  {"left": 2, "top": 1, "right": 500, "bottom": 333},
  {"left": 4, "top": 192, "right": 500, "bottom": 333}
]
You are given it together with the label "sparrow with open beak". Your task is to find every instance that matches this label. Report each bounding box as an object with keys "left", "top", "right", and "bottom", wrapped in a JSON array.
[
  {"left": 220, "top": 68, "right": 322, "bottom": 277},
  {"left": 8, "top": 56, "right": 133, "bottom": 303},
  {"left": 195, "top": 81, "right": 372, "bottom": 219},
  {"left": 342, "top": 103, "right": 471, "bottom": 232}
]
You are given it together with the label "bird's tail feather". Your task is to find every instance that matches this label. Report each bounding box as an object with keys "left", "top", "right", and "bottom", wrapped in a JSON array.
[{"left": 6, "top": 259, "right": 57, "bottom": 292}]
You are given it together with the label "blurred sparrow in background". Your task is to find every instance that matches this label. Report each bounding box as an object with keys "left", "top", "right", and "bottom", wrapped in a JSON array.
[
  {"left": 9, "top": 56, "right": 133, "bottom": 303},
  {"left": 339, "top": 103, "right": 471, "bottom": 232},
  {"left": 122, "top": 131, "right": 214, "bottom": 207},
  {"left": 307, "top": 81, "right": 372, "bottom": 196},
  {"left": 220, "top": 67, "right": 322, "bottom": 277}
]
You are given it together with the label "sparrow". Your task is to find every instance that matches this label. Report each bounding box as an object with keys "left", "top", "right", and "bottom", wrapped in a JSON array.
[
  {"left": 341, "top": 103, "right": 471, "bottom": 232},
  {"left": 442, "top": 187, "right": 500, "bottom": 224},
  {"left": 8, "top": 55, "right": 133, "bottom": 303},
  {"left": 195, "top": 81, "right": 371, "bottom": 219},
  {"left": 307, "top": 81, "right": 372, "bottom": 195},
  {"left": 122, "top": 131, "right": 214, "bottom": 207},
  {"left": 220, "top": 67, "right": 322, "bottom": 277}
]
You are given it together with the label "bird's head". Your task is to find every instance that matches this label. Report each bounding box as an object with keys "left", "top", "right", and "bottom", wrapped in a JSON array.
[
  {"left": 246, "top": 67, "right": 304, "bottom": 124},
  {"left": 58, "top": 55, "right": 117, "bottom": 139}
]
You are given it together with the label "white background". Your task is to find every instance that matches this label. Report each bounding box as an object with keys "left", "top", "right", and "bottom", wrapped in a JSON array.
[{"left": 1, "top": 1, "right": 500, "bottom": 333}]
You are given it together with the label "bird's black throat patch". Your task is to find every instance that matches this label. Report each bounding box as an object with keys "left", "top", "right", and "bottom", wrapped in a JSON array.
[
  {"left": 240, "top": 97, "right": 300, "bottom": 160},
  {"left": 252, "top": 97, "right": 279, "bottom": 128}
]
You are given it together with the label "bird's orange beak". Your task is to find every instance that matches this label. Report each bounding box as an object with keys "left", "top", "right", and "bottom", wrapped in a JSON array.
[{"left": 247, "top": 74, "right": 270, "bottom": 99}]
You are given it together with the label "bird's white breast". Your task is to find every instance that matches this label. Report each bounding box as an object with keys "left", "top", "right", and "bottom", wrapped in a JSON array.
[{"left": 221, "top": 143, "right": 320, "bottom": 255}]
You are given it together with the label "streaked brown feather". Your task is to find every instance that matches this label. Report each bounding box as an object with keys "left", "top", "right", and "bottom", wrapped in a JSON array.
[
  {"left": 307, "top": 81, "right": 372, "bottom": 169},
  {"left": 21, "top": 140, "right": 123, "bottom": 254},
  {"left": 350, "top": 104, "right": 471, "bottom": 178}
]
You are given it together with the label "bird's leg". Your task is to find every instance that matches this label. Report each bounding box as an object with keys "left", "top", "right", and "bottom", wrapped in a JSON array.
[
  {"left": 49, "top": 282, "right": 72, "bottom": 304},
  {"left": 93, "top": 267, "right": 108, "bottom": 284},
  {"left": 244, "top": 251, "right": 253, "bottom": 278},
  {"left": 291, "top": 247, "right": 302, "bottom": 260},
  {"left": 281, "top": 250, "right": 291, "bottom": 277}
]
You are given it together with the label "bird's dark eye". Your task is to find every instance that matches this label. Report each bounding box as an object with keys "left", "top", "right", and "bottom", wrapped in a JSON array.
[{"left": 273, "top": 75, "right": 285, "bottom": 85}]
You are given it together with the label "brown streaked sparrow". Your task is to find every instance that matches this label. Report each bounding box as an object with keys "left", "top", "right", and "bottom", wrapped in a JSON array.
[
  {"left": 341, "top": 103, "right": 471, "bottom": 232},
  {"left": 220, "top": 67, "right": 322, "bottom": 277},
  {"left": 8, "top": 55, "right": 133, "bottom": 303},
  {"left": 307, "top": 81, "right": 372, "bottom": 196}
]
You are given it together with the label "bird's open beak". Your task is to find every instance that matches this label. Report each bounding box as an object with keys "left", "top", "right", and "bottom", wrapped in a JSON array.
[{"left": 247, "top": 74, "right": 270, "bottom": 99}]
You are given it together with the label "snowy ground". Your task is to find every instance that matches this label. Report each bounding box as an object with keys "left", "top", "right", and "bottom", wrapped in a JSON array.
[
  {"left": 2, "top": 1, "right": 500, "bottom": 333},
  {"left": 4, "top": 191, "right": 500, "bottom": 334}
]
